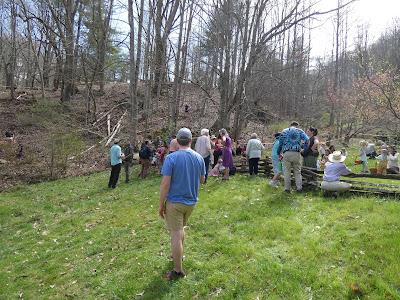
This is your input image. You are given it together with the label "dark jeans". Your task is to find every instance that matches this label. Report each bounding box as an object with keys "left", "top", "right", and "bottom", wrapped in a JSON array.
[
  {"left": 108, "top": 163, "right": 122, "bottom": 188},
  {"left": 213, "top": 151, "right": 222, "bottom": 168},
  {"left": 124, "top": 161, "right": 131, "bottom": 182},
  {"left": 248, "top": 157, "right": 259, "bottom": 175},
  {"left": 203, "top": 155, "right": 210, "bottom": 182}
]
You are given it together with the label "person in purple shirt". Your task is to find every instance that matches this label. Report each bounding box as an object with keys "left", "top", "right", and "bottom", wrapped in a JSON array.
[
  {"left": 321, "top": 150, "right": 354, "bottom": 197},
  {"left": 220, "top": 128, "right": 234, "bottom": 180}
]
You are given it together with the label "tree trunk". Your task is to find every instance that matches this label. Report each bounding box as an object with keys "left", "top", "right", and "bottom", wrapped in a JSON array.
[
  {"left": 176, "top": 0, "right": 194, "bottom": 122},
  {"left": 330, "top": 0, "right": 341, "bottom": 126},
  {"left": 153, "top": 0, "right": 164, "bottom": 96},
  {"left": 171, "top": 0, "right": 186, "bottom": 129},
  {"left": 43, "top": 44, "right": 52, "bottom": 88},
  {"left": 143, "top": 0, "right": 153, "bottom": 113},
  {"left": 9, "top": 0, "right": 17, "bottom": 100},
  {"left": 128, "top": 0, "right": 138, "bottom": 143},
  {"left": 20, "top": 0, "right": 45, "bottom": 98},
  {"left": 61, "top": 0, "right": 76, "bottom": 102},
  {"left": 152, "top": 0, "right": 180, "bottom": 96},
  {"left": 98, "top": 0, "right": 114, "bottom": 94},
  {"left": 53, "top": 50, "right": 63, "bottom": 91}
]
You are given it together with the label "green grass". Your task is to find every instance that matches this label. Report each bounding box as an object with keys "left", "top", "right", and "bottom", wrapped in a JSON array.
[{"left": 1, "top": 168, "right": 400, "bottom": 299}]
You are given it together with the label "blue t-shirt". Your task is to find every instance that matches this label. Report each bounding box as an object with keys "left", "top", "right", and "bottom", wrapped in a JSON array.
[
  {"left": 110, "top": 144, "right": 122, "bottom": 166},
  {"left": 277, "top": 127, "right": 309, "bottom": 154},
  {"left": 161, "top": 149, "right": 206, "bottom": 206}
]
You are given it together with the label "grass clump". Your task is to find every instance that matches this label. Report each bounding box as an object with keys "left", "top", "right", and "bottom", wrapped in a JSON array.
[{"left": 1, "top": 169, "right": 400, "bottom": 299}]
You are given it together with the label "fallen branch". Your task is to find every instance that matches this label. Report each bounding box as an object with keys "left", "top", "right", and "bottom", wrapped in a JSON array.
[
  {"left": 92, "top": 101, "right": 129, "bottom": 126},
  {"left": 342, "top": 179, "right": 400, "bottom": 190},
  {"left": 105, "top": 110, "right": 127, "bottom": 146}
]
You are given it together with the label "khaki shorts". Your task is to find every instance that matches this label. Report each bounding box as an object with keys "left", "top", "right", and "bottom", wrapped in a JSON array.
[{"left": 165, "top": 202, "right": 194, "bottom": 231}]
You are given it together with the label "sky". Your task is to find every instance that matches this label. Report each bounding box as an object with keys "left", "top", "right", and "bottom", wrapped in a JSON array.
[
  {"left": 310, "top": 0, "right": 400, "bottom": 58},
  {"left": 113, "top": 0, "right": 400, "bottom": 60}
]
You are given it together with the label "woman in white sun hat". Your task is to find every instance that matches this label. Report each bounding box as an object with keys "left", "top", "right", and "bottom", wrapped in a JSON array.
[{"left": 321, "top": 150, "right": 354, "bottom": 195}]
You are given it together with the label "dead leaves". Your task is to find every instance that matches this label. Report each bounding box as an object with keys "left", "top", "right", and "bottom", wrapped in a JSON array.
[{"left": 349, "top": 282, "right": 363, "bottom": 297}]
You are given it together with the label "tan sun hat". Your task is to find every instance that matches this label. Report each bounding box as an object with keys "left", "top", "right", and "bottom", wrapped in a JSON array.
[
  {"left": 359, "top": 140, "right": 367, "bottom": 146},
  {"left": 328, "top": 150, "right": 346, "bottom": 163}
]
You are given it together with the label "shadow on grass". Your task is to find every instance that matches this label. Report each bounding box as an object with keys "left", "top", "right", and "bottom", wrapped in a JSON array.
[{"left": 139, "top": 264, "right": 175, "bottom": 300}]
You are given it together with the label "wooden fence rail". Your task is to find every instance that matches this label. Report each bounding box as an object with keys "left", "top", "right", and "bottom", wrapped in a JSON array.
[{"left": 234, "top": 156, "right": 400, "bottom": 197}]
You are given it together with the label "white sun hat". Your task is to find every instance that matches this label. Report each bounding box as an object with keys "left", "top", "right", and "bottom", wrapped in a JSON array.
[{"left": 328, "top": 150, "right": 347, "bottom": 163}]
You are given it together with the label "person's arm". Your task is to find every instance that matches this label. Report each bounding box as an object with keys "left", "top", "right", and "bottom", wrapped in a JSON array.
[
  {"left": 340, "top": 164, "right": 354, "bottom": 176},
  {"left": 159, "top": 176, "right": 171, "bottom": 218},
  {"left": 301, "top": 130, "right": 310, "bottom": 143},
  {"left": 118, "top": 147, "right": 125, "bottom": 159},
  {"left": 200, "top": 156, "right": 206, "bottom": 184},
  {"left": 206, "top": 138, "right": 212, "bottom": 154},
  {"left": 125, "top": 149, "right": 132, "bottom": 159},
  {"left": 222, "top": 136, "right": 226, "bottom": 145},
  {"left": 246, "top": 141, "right": 251, "bottom": 156},
  {"left": 277, "top": 133, "right": 284, "bottom": 154},
  {"left": 311, "top": 139, "right": 319, "bottom": 153}
]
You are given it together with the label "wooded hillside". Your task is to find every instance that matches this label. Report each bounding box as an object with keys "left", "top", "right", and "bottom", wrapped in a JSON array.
[{"left": 1, "top": 0, "right": 400, "bottom": 187}]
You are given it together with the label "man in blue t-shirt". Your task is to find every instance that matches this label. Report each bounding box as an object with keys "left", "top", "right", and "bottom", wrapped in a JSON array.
[
  {"left": 159, "top": 128, "right": 206, "bottom": 280},
  {"left": 278, "top": 121, "right": 309, "bottom": 193},
  {"left": 108, "top": 139, "right": 124, "bottom": 188}
]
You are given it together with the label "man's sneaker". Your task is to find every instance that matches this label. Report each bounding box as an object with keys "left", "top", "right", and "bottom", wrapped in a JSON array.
[
  {"left": 165, "top": 270, "right": 186, "bottom": 281},
  {"left": 284, "top": 189, "right": 291, "bottom": 193}
]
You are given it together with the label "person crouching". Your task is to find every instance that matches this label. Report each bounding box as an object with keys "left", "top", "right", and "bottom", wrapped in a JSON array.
[{"left": 321, "top": 151, "right": 354, "bottom": 197}]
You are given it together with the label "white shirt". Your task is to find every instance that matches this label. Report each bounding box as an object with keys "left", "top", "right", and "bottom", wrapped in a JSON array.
[
  {"left": 359, "top": 147, "right": 367, "bottom": 161},
  {"left": 388, "top": 153, "right": 399, "bottom": 169},
  {"left": 195, "top": 135, "right": 211, "bottom": 158},
  {"left": 246, "top": 138, "right": 265, "bottom": 159}
]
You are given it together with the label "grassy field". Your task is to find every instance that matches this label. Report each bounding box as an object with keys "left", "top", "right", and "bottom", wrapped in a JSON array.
[{"left": 1, "top": 167, "right": 400, "bottom": 299}]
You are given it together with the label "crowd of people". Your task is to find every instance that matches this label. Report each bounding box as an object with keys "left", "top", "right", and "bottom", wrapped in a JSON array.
[
  {"left": 108, "top": 128, "right": 243, "bottom": 188},
  {"left": 108, "top": 123, "right": 400, "bottom": 194},
  {"left": 151, "top": 125, "right": 399, "bottom": 281}
]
